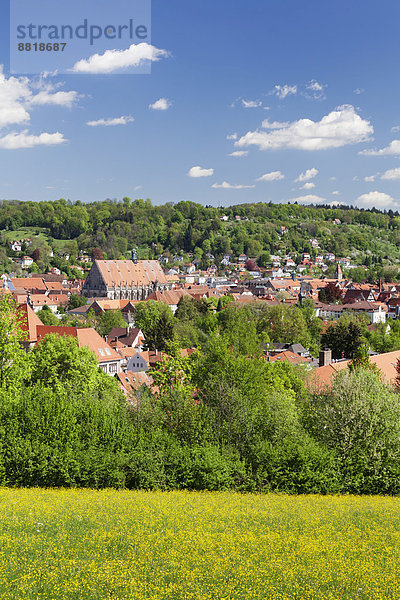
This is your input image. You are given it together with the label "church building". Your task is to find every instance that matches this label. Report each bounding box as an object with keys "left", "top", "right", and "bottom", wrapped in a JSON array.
[{"left": 82, "top": 251, "right": 170, "bottom": 301}]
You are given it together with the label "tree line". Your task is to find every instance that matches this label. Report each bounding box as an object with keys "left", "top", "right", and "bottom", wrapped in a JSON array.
[{"left": 2, "top": 198, "right": 400, "bottom": 278}]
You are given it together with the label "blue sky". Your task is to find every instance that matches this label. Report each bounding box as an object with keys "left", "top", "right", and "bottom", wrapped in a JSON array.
[{"left": 1, "top": 0, "right": 400, "bottom": 209}]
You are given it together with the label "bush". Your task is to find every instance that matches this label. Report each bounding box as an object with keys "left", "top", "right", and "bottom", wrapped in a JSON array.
[{"left": 304, "top": 368, "right": 400, "bottom": 494}]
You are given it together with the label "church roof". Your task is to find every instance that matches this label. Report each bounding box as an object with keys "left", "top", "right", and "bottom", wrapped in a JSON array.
[{"left": 93, "top": 260, "right": 168, "bottom": 287}]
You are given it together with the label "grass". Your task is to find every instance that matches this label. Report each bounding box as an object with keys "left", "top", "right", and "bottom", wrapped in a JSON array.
[
  {"left": 2, "top": 229, "right": 71, "bottom": 250},
  {"left": 0, "top": 489, "right": 399, "bottom": 599}
]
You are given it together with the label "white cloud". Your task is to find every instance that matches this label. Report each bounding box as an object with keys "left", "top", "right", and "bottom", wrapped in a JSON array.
[
  {"left": 271, "top": 84, "right": 297, "bottom": 99},
  {"left": 0, "top": 68, "right": 79, "bottom": 149},
  {"left": 357, "top": 191, "right": 397, "bottom": 207},
  {"left": 364, "top": 175, "right": 375, "bottom": 182},
  {"left": 359, "top": 140, "right": 400, "bottom": 156},
  {"left": 149, "top": 98, "right": 172, "bottom": 111},
  {"left": 256, "top": 170, "right": 284, "bottom": 182},
  {"left": 304, "top": 80, "right": 327, "bottom": 100},
  {"left": 188, "top": 166, "right": 214, "bottom": 178},
  {"left": 227, "top": 133, "right": 237, "bottom": 140},
  {"left": 87, "top": 115, "right": 134, "bottom": 127},
  {"left": 228, "top": 150, "right": 248, "bottom": 157},
  {"left": 332, "top": 190, "right": 340, "bottom": 195},
  {"left": 0, "top": 130, "right": 66, "bottom": 149},
  {"left": 330, "top": 176, "right": 337, "bottom": 181},
  {"left": 354, "top": 88, "right": 364, "bottom": 95},
  {"left": 134, "top": 185, "right": 142, "bottom": 191},
  {"left": 381, "top": 167, "right": 400, "bottom": 180},
  {"left": 241, "top": 99, "right": 262, "bottom": 108},
  {"left": 261, "top": 118, "right": 289, "bottom": 129},
  {"left": 29, "top": 89, "right": 80, "bottom": 108},
  {"left": 71, "top": 43, "right": 169, "bottom": 74},
  {"left": 288, "top": 194, "right": 326, "bottom": 204},
  {"left": 0, "top": 70, "right": 31, "bottom": 129},
  {"left": 300, "top": 182, "right": 315, "bottom": 190},
  {"left": 236, "top": 105, "right": 372, "bottom": 151},
  {"left": 391, "top": 125, "right": 400, "bottom": 133},
  {"left": 212, "top": 181, "right": 255, "bottom": 189},
  {"left": 295, "top": 167, "right": 318, "bottom": 182}
]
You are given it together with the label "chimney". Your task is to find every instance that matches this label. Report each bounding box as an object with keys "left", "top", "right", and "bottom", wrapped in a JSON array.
[{"left": 319, "top": 348, "right": 332, "bottom": 367}]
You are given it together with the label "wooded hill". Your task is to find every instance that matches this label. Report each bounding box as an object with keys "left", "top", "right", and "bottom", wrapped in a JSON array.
[{"left": 1, "top": 198, "right": 400, "bottom": 276}]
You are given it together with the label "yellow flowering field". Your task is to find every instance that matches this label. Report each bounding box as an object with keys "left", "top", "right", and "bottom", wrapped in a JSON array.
[{"left": 0, "top": 489, "right": 399, "bottom": 599}]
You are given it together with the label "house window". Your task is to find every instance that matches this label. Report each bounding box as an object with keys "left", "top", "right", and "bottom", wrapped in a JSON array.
[{"left": 109, "top": 363, "right": 118, "bottom": 373}]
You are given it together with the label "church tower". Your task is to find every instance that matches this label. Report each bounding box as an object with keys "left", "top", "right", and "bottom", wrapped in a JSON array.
[{"left": 335, "top": 263, "right": 343, "bottom": 281}]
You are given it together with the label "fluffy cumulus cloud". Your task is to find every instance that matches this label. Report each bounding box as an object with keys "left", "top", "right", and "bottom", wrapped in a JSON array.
[
  {"left": 288, "top": 194, "right": 326, "bottom": 204},
  {"left": 256, "top": 170, "right": 284, "bottom": 182},
  {"left": 188, "top": 166, "right": 214, "bottom": 178},
  {"left": 29, "top": 89, "right": 80, "bottom": 108},
  {"left": 211, "top": 181, "right": 255, "bottom": 189},
  {"left": 0, "top": 69, "right": 79, "bottom": 128},
  {"left": 270, "top": 84, "right": 297, "bottom": 99},
  {"left": 0, "top": 67, "right": 80, "bottom": 148},
  {"left": 227, "top": 133, "right": 237, "bottom": 140},
  {"left": 332, "top": 190, "right": 340, "bottom": 195},
  {"left": 235, "top": 105, "right": 373, "bottom": 151},
  {"left": 87, "top": 115, "right": 134, "bottom": 127},
  {"left": 381, "top": 167, "right": 400, "bottom": 180},
  {"left": 364, "top": 175, "right": 376, "bottom": 182},
  {"left": 0, "top": 70, "right": 31, "bottom": 129},
  {"left": 359, "top": 140, "right": 400, "bottom": 156},
  {"left": 149, "top": 98, "right": 172, "bottom": 111},
  {"left": 228, "top": 150, "right": 248, "bottom": 157},
  {"left": 71, "top": 43, "right": 169, "bottom": 74},
  {"left": 357, "top": 191, "right": 397, "bottom": 207},
  {"left": 295, "top": 167, "right": 318, "bottom": 182},
  {"left": 300, "top": 182, "right": 315, "bottom": 190},
  {"left": 0, "top": 130, "right": 65, "bottom": 149}
]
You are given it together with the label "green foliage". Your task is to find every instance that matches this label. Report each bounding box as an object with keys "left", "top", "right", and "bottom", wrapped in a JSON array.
[
  {"left": 36, "top": 305, "right": 59, "bottom": 326},
  {"left": 0, "top": 287, "right": 399, "bottom": 494},
  {"left": 0, "top": 295, "right": 27, "bottom": 390},
  {"left": 2, "top": 199, "right": 400, "bottom": 271},
  {"left": 96, "top": 309, "right": 126, "bottom": 337},
  {"left": 68, "top": 294, "right": 88, "bottom": 310},
  {"left": 257, "top": 304, "right": 311, "bottom": 349},
  {"left": 29, "top": 334, "right": 114, "bottom": 395},
  {"left": 304, "top": 368, "right": 400, "bottom": 494},
  {"left": 321, "top": 316, "right": 366, "bottom": 359},
  {"left": 134, "top": 301, "right": 176, "bottom": 351}
]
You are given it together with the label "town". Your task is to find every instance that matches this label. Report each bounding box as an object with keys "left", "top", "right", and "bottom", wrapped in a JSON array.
[{"left": 5, "top": 212, "right": 400, "bottom": 399}]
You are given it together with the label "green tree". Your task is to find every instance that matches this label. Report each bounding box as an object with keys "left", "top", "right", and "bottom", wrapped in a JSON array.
[
  {"left": 30, "top": 333, "right": 114, "bottom": 394},
  {"left": 304, "top": 368, "right": 400, "bottom": 494},
  {"left": 36, "top": 305, "right": 59, "bottom": 326},
  {"left": 321, "top": 317, "right": 366, "bottom": 359},
  {"left": 134, "top": 301, "right": 174, "bottom": 336},
  {"left": 96, "top": 309, "right": 126, "bottom": 337},
  {"left": 68, "top": 295, "right": 88, "bottom": 310},
  {"left": 143, "top": 311, "right": 175, "bottom": 351}
]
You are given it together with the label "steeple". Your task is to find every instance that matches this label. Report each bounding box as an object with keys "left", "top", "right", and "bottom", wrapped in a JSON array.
[{"left": 335, "top": 263, "right": 343, "bottom": 281}]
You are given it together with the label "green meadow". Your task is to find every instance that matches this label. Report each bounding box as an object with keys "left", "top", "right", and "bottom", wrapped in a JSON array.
[{"left": 0, "top": 488, "right": 399, "bottom": 600}]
